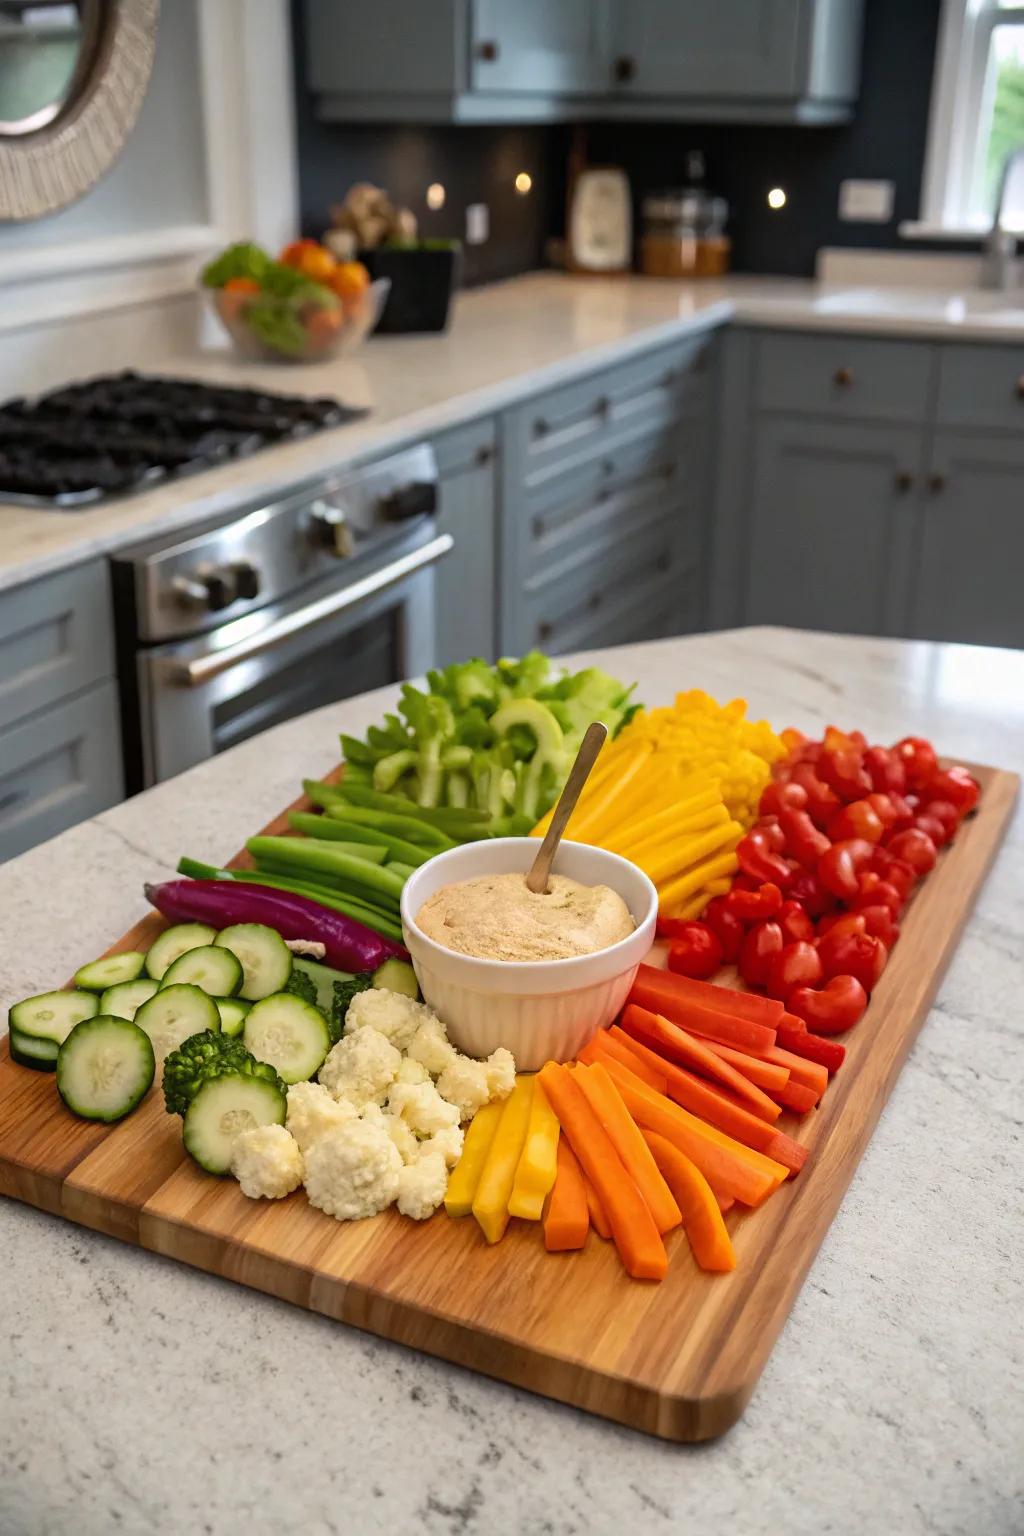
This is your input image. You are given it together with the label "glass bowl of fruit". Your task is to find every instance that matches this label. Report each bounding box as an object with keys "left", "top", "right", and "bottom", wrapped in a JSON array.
[{"left": 201, "top": 240, "right": 388, "bottom": 364}]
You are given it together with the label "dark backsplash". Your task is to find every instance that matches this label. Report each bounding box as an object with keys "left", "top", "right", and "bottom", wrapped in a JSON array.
[{"left": 292, "top": 0, "right": 948, "bottom": 285}]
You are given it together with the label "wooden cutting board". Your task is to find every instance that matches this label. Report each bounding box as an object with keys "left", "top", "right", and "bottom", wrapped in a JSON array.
[{"left": 0, "top": 763, "right": 1017, "bottom": 1442}]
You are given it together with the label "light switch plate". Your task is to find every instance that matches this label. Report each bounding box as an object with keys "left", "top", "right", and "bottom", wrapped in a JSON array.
[
  {"left": 838, "top": 180, "right": 895, "bottom": 223},
  {"left": 466, "top": 203, "right": 489, "bottom": 245}
]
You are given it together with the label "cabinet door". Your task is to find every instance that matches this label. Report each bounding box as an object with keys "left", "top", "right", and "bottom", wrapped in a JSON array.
[
  {"left": 746, "top": 418, "right": 922, "bottom": 637},
  {"left": 471, "top": 0, "right": 611, "bottom": 94},
  {"left": 433, "top": 419, "right": 498, "bottom": 666},
  {"left": 611, "top": 0, "right": 803, "bottom": 99},
  {"left": 912, "top": 434, "right": 1024, "bottom": 649}
]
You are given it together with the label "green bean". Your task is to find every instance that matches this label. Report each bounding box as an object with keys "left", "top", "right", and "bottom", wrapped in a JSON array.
[
  {"left": 292, "top": 811, "right": 431, "bottom": 868},
  {"left": 248, "top": 835, "right": 407, "bottom": 906}
]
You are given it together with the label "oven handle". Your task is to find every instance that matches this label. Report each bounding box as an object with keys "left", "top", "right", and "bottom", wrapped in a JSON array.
[{"left": 166, "top": 534, "right": 453, "bottom": 687}]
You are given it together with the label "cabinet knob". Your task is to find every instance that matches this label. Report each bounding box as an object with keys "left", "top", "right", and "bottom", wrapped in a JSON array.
[
  {"left": 538, "top": 621, "right": 553, "bottom": 642},
  {"left": 475, "top": 443, "right": 494, "bottom": 465},
  {"left": 614, "top": 55, "right": 636, "bottom": 82},
  {"left": 833, "top": 366, "right": 854, "bottom": 388},
  {"left": 894, "top": 471, "right": 913, "bottom": 494},
  {"left": 596, "top": 395, "right": 611, "bottom": 417},
  {"left": 1016, "top": 375, "right": 1024, "bottom": 399},
  {"left": 476, "top": 39, "right": 499, "bottom": 62},
  {"left": 928, "top": 472, "right": 947, "bottom": 494},
  {"left": 533, "top": 417, "right": 549, "bottom": 438}
]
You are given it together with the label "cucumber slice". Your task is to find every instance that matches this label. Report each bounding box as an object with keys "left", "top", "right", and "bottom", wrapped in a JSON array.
[
  {"left": 99, "top": 978, "right": 159, "bottom": 1021},
  {"left": 372, "top": 957, "right": 419, "bottom": 999},
  {"left": 9, "top": 989, "right": 98, "bottom": 1048},
  {"left": 134, "top": 984, "right": 220, "bottom": 1066},
  {"left": 215, "top": 924, "right": 292, "bottom": 1001},
  {"left": 9, "top": 1025, "right": 60, "bottom": 1071},
  {"left": 145, "top": 923, "right": 217, "bottom": 982},
  {"left": 160, "top": 945, "right": 243, "bottom": 999},
  {"left": 291, "top": 956, "right": 352, "bottom": 1016},
  {"left": 216, "top": 998, "right": 250, "bottom": 1039},
  {"left": 243, "top": 995, "right": 330, "bottom": 1084},
  {"left": 74, "top": 952, "right": 146, "bottom": 992},
  {"left": 182, "top": 1072, "right": 286, "bottom": 1174},
  {"left": 56, "top": 1015, "right": 155, "bottom": 1122}
]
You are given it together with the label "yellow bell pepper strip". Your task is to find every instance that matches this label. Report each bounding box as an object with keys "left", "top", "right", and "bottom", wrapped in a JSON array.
[
  {"left": 633, "top": 819, "right": 743, "bottom": 888},
  {"left": 657, "top": 849, "right": 740, "bottom": 915},
  {"left": 508, "top": 1078, "right": 560, "bottom": 1220},
  {"left": 602, "top": 790, "right": 726, "bottom": 855},
  {"left": 472, "top": 1075, "right": 534, "bottom": 1243},
  {"left": 444, "top": 1099, "right": 504, "bottom": 1218}
]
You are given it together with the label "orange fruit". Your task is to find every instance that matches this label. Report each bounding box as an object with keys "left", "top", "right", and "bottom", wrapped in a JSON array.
[{"left": 330, "top": 261, "right": 371, "bottom": 302}]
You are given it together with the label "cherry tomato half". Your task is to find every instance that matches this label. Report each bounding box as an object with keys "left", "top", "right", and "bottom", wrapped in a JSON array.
[
  {"left": 817, "top": 929, "right": 888, "bottom": 992},
  {"left": 827, "top": 799, "right": 885, "bottom": 845},
  {"left": 778, "top": 899, "right": 815, "bottom": 944},
  {"left": 766, "top": 941, "right": 823, "bottom": 1002},
  {"left": 887, "top": 828, "right": 938, "bottom": 876},
  {"left": 738, "top": 921, "right": 784, "bottom": 989},
  {"left": 817, "top": 748, "right": 873, "bottom": 804},
  {"left": 787, "top": 974, "right": 869, "bottom": 1035},
  {"left": 892, "top": 736, "right": 938, "bottom": 791},
  {"left": 666, "top": 922, "right": 724, "bottom": 981},
  {"left": 703, "top": 896, "right": 745, "bottom": 965},
  {"left": 863, "top": 745, "right": 906, "bottom": 794},
  {"left": 926, "top": 766, "right": 980, "bottom": 816}
]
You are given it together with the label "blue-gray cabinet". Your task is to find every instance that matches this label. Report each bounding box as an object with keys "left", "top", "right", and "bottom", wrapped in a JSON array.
[
  {"left": 911, "top": 433, "right": 1024, "bottom": 650},
  {"left": 0, "top": 560, "right": 124, "bottom": 861},
  {"left": 432, "top": 416, "right": 499, "bottom": 665},
  {"left": 745, "top": 417, "right": 921, "bottom": 636},
  {"left": 498, "top": 331, "right": 716, "bottom": 654},
  {"left": 305, "top": 0, "right": 863, "bottom": 125}
]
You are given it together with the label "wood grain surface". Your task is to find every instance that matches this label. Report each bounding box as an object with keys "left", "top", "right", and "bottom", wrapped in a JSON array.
[{"left": 0, "top": 763, "right": 1017, "bottom": 1442}]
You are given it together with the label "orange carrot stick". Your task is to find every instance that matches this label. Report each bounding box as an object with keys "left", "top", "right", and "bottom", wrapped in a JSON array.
[
  {"left": 724, "top": 1039, "right": 829, "bottom": 1100},
  {"left": 582, "top": 1173, "right": 612, "bottom": 1239},
  {"left": 543, "top": 1138, "right": 589, "bottom": 1251},
  {"left": 630, "top": 967, "right": 777, "bottom": 1053},
  {"left": 715, "top": 1191, "right": 735, "bottom": 1214},
  {"left": 575, "top": 1063, "right": 682, "bottom": 1235},
  {"left": 635, "top": 964, "right": 785, "bottom": 1028},
  {"left": 774, "top": 1080, "right": 820, "bottom": 1116},
  {"left": 620, "top": 1005, "right": 782, "bottom": 1122},
  {"left": 599, "top": 1059, "right": 787, "bottom": 1208},
  {"left": 591, "top": 1028, "right": 669, "bottom": 1093},
  {"left": 642, "top": 1131, "right": 736, "bottom": 1272},
  {"left": 539, "top": 1062, "right": 667, "bottom": 1281},
  {"left": 691, "top": 1037, "right": 791, "bottom": 1094}
]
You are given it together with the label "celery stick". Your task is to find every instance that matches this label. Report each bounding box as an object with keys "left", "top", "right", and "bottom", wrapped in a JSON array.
[
  {"left": 247, "top": 836, "right": 407, "bottom": 904},
  {"left": 253, "top": 854, "right": 402, "bottom": 914},
  {"left": 386, "top": 862, "right": 417, "bottom": 880},
  {"left": 290, "top": 811, "right": 430, "bottom": 868}
]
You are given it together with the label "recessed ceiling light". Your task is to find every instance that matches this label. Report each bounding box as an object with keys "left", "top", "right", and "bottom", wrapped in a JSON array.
[
  {"left": 426, "top": 182, "right": 445, "bottom": 210},
  {"left": 515, "top": 172, "right": 533, "bottom": 195},
  {"left": 767, "top": 187, "right": 787, "bottom": 210}
]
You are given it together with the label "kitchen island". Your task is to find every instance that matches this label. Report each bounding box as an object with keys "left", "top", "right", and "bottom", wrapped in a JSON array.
[{"left": 1, "top": 627, "right": 1021, "bottom": 1536}]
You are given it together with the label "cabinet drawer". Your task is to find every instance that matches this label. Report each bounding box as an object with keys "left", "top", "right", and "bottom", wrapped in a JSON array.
[
  {"left": 530, "top": 568, "right": 696, "bottom": 655},
  {"left": 0, "top": 560, "right": 115, "bottom": 732},
  {"left": 935, "top": 343, "right": 1024, "bottom": 431},
  {"left": 432, "top": 415, "right": 497, "bottom": 477},
  {"left": 511, "top": 333, "right": 714, "bottom": 486},
  {"left": 754, "top": 331, "right": 935, "bottom": 424},
  {"left": 0, "top": 680, "right": 124, "bottom": 862}
]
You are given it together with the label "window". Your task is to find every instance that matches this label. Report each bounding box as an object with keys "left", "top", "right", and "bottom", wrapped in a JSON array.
[{"left": 912, "top": 0, "right": 1024, "bottom": 235}]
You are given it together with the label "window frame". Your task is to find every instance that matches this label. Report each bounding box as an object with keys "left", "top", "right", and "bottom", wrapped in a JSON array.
[{"left": 904, "top": 0, "right": 1024, "bottom": 238}]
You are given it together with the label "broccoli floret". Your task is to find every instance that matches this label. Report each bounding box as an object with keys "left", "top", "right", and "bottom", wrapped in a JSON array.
[
  {"left": 283, "top": 967, "right": 319, "bottom": 1007},
  {"left": 329, "top": 973, "right": 374, "bottom": 1045},
  {"left": 162, "top": 1031, "right": 285, "bottom": 1118}
]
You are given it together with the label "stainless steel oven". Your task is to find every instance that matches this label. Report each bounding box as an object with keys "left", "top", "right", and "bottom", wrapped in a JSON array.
[{"left": 111, "top": 444, "right": 451, "bottom": 789}]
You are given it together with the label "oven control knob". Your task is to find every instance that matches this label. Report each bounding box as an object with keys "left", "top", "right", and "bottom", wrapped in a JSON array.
[
  {"left": 202, "top": 572, "right": 235, "bottom": 611},
  {"left": 309, "top": 500, "right": 355, "bottom": 558},
  {"left": 379, "top": 480, "right": 438, "bottom": 521},
  {"left": 230, "top": 561, "right": 261, "bottom": 601}
]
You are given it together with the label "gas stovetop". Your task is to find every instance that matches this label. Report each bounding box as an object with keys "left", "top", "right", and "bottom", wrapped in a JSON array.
[{"left": 0, "top": 371, "right": 364, "bottom": 507}]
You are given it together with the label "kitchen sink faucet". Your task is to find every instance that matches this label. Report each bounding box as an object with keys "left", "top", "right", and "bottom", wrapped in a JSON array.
[{"left": 981, "top": 145, "right": 1024, "bottom": 290}]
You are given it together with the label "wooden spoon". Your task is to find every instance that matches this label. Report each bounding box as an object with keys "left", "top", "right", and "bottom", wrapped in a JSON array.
[{"left": 525, "top": 720, "right": 609, "bottom": 895}]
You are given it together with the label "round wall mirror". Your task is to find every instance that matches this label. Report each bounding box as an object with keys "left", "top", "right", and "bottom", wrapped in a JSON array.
[{"left": 0, "top": 0, "right": 159, "bottom": 221}]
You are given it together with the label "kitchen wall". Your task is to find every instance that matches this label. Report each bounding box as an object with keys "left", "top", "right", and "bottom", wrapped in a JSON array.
[{"left": 291, "top": 0, "right": 947, "bottom": 284}]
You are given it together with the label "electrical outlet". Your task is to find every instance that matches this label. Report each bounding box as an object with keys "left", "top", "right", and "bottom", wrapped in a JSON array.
[
  {"left": 838, "top": 180, "right": 895, "bottom": 223},
  {"left": 466, "top": 203, "right": 489, "bottom": 245}
]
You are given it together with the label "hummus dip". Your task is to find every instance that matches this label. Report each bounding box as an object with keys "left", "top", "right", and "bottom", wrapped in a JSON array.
[{"left": 416, "top": 871, "right": 635, "bottom": 962}]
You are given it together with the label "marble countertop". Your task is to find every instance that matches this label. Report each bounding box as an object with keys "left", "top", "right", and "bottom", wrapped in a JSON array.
[
  {"left": 4, "top": 269, "right": 1024, "bottom": 595},
  {"left": 1, "top": 626, "right": 1021, "bottom": 1536}
]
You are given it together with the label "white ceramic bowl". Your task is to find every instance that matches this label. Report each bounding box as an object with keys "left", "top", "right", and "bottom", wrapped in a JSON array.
[{"left": 400, "top": 838, "right": 657, "bottom": 1072}]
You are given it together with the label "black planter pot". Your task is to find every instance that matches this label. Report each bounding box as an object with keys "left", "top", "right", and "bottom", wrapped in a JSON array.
[{"left": 359, "top": 246, "right": 459, "bottom": 334}]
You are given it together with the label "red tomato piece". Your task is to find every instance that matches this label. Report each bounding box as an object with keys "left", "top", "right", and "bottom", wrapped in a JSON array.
[
  {"left": 816, "top": 911, "right": 867, "bottom": 939},
  {"left": 786, "top": 866, "right": 836, "bottom": 919},
  {"left": 818, "top": 930, "right": 888, "bottom": 992},
  {"left": 725, "top": 881, "right": 783, "bottom": 922},
  {"left": 778, "top": 807, "right": 832, "bottom": 867},
  {"left": 892, "top": 736, "right": 938, "bottom": 791},
  {"left": 736, "top": 829, "right": 791, "bottom": 886},
  {"left": 787, "top": 975, "right": 868, "bottom": 1035},
  {"left": 817, "top": 748, "right": 873, "bottom": 803},
  {"left": 870, "top": 847, "right": 916, "bottom": 898},
  {"left": 759, "top": 780, "right": 809, "bottom": 817},
  {"left": 790, "top": 763, "right": 841, "bottom": 828},
  {"left": 738, "top": 920, "right": 784, "bottom": 988},
  {"left": 887, "top": 828, "right": 938, "bottom": 876},
  {"left": 827, "top": 799, "right": 885, "bottom": 845},
  {"left": 765, "top": 940, "right": 823, "bottom": 1002},
  {"left": 817, "top": 838, "right": 875, "bottom": 901},
  {"left": 919, "top": 799, "right": 960, "bottom": 841},
  {"left": 926, "top": 766, "right": 980, "bottom": 816},
  {"left": 856, "top": 904, "right": 900, "bottom": 948},
  {"left": 863, "top": 745, "right": 906, "bottom": 794},
  {"left": 703, "top": 896, "right": 745, "bottom": 964},
  {"left": 666, "top": 922, "right": 724, "bottom": 981},
  {"left": 852, "top": 872, "right": 904, "bottom": 916},
  {"left": 778, "top": 899, "right": 815, "bottom": 944},
  {"left": 910, "top": 812, "right": 950, "bottom": 848}
]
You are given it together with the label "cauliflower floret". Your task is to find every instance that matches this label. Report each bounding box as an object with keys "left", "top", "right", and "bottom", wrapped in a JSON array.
[
  {"left": 396, "top": 1151, "right": 448, "bottom": 1221},
  {"left": 344, "top": 989, "right": 436, "bottom": 1054},
  {"left": 396, "top": 1057, "right": 430, "bottom": 1086},
  {"left": 484, "top": 1046, "right": 516, "bottom": 1101},
  {"left": 285, "top": 939, "right": 326, "bottom": 959},
  {"left": 417, "top": 1121, "right": 464, "bottom": 1169},
  {"left": 435, "top": 1054, "right": 491, "bottom": 1121},
  {"left": 318, "top": 1026, "right": 401, "bottom": 1108},
  {"left": 231, "top": 1124, "right": 304, "bottom": 1200},
  {"left": 362, "top": 1101, "right": 420, "bottom": 1165},
  {"left": 303, "top": 1119, "right": 401, "bottom": 1221},
  {"left": 286, "top": 1080, "right": 357, "bottom": 1154},
  {"left": 406, "top": 1016, "right": 458, "bottom": 1076},
  {"left": 388, "top": 1077, "right": 460, "bottom": 1136}
]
